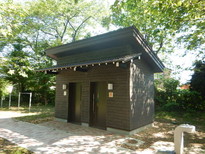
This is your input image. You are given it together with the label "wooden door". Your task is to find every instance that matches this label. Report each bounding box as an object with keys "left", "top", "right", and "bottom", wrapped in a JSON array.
[
  {"left": 68, "top": 83, "right": 82, "bottom": 123},
  {"left": 90, "top": 82, "right": 107, "bottom": 129}
]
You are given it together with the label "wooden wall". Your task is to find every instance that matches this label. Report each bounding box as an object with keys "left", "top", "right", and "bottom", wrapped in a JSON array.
[
  {"left": 129, "top": 59, "right": 155, "bottom": 130},
  {"left": 55, "top": 59, "right": 155, "bottom": 131},
  {"left": 55, "top": 64, "right": 131, "bottom": 130}
]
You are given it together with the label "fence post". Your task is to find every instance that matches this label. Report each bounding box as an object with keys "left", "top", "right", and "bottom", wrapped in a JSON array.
[
  {"left": 8, "top": 93, "right": 12, "bottom": 109},
  {"left": 18, "top": 92, "right": 21, "bottom": 109},
  {"left": 29, "top": 92, "right": 32, "bottom": 112}
]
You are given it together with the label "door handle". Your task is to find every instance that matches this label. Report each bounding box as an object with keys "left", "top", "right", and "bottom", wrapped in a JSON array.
[{"left": 92, "top": 94, "right": 95, "bottom": 113}]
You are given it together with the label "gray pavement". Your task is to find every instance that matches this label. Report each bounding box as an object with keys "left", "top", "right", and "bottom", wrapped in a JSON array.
[{"left": 0, "top": 111, "right": 135, "bottom": 154}]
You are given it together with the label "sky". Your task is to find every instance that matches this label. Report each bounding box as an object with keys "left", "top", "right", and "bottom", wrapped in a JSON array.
[
  {"left": 164, "top": 50, "right": 196, "bottom": 84},
  {"left": 2, "top": 0, "right": 201, "bottom": 84}
]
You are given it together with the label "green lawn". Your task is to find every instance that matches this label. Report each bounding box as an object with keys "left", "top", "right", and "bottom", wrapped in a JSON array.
[
  {"left": 155, "top": 110, "right": 205, "bottom": 131},
  {"left": 0, "top": 105, "right": 55, "bottom": 124},
  {"left": 15, "top": 105, "right": 55, "bottom": 124}
]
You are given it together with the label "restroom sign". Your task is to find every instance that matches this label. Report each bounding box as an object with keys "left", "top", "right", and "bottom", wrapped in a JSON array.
[{"left": 108, "top": 92, "right": 113, "bottom": 98}]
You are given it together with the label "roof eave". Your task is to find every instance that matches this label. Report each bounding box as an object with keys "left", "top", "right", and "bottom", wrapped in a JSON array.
[
  {"left": 45, "top": 27, "right": 134, "bottom": 58},
  {"left": 132, "top": 27, "right": 165, "bottom": 72},
  {"left": 36, "top": 53, "right": 141, "bottom": 72}
]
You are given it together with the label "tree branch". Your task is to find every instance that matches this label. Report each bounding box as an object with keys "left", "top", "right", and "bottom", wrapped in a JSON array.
[
  {"left": 60, "top": 19, "right": 70, "bottom": 41},
  {"left": 154, "top": 39, "right": 163, "bottom": 54},
  {"left": 76, "top": 16, "right": 92, "bottom": 33},
  {"left": 68, "top": 20, "right": 76, "bottom": 31},
  {"left": 72, "top": 16, "right": 92, "bottom": 42},
  {"left": 51, "top": 27, "right": 60, "bottom": 38},
  {"left": 40, "top": 29, "right": 56, "bottom": 37},
  {"left": 35, "top": 31, "right": 39, "bottom": 49}
]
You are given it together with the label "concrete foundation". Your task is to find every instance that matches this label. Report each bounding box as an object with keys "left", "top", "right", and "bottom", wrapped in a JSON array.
[
  {"left": 107, "top": 123, "right": 153, "bottom": 135},
  {"left": 81, "top": 123, "right": 89, "bottom": 127},
  {"left": 55, "top": 118, "right": 67, "bottom": 123}
]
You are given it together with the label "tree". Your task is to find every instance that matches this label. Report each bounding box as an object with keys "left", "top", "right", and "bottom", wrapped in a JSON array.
[
  {"left": 107, "top": 0, "right": 205, "bottom": 55},
  {"left": 0, "top": 0, "right": 109, "bottom": 105},
  {"left": 23, "top": 0, "right": 108, "bottom": 45},
  {"left": 0, "top": 57, "right": 10, "bottom": 98},
  {"left": 1, "top": 41, "right": 33, "bottom": 92},
  {"left": 0, "top": 0, "right": 109, "bottom": 58},
  {"left": 190, "top": 60, "right": 205, "bottom": 99}
]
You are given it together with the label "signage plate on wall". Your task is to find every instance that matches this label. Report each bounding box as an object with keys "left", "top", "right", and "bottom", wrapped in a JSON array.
[{"left": 108, "top": 92, "right": 113, "bottom": 98}]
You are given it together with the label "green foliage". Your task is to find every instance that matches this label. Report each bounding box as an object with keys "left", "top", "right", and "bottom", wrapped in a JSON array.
[
  {"left": 2, "top": 42, "right": 33, "bottom": 91},
  {"left": 22, "top": 0, "right": 108, "bottom": 43},
  {"left": 163, "top": 78, "right": 180, "bottom": 93},
  {"left": 0, "top": 0, "right": 109, "bottom": 105},
  {"left": 109, "top": 0, "right": 205, "bottom": 54},
  {"left": 0, "top": 78, "right": 9, "bottom": 97},
  {"left": 176, "top": 90, "right": 205, "bottom": 111},
  {"left": 0, "top": 57, "right": 10, "bottom": 97},
  {"left": 155, "top": 78, "right": 205, "bottom": 112},
  {"left": 190, "top": 60, "right": 205, "bottom": 99}
]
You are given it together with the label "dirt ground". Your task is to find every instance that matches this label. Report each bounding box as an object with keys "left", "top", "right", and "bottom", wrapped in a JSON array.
[
  {"left": 120, "top": 120, "right": 205, "bottom": 153},
  {"left": 39, "top": 118, "right": 205, "bottom": 153},
  {"left": 1, "top": 108, "right": 204, "bottom": 153}
]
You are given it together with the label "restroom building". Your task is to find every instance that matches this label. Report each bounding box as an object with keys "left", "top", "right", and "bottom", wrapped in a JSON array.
[{"left": 38, "top": 26, "right": 164, "bottom": 134}]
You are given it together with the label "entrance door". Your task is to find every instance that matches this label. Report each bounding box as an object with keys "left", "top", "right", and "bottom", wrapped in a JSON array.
[
  {"left": 90, "top": 82, "right": 107, "bottom": 129},
  {"left": 68, "top": 83, "right": 82, "bottom": 123}
]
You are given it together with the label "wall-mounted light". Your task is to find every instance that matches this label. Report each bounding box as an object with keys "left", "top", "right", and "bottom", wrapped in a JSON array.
[
  {"left": 108, "top": 83, "right": 113, "bottom": 90},
  {"left": 62, "top": 84, "right": 67, "bottom": 90},
  {"left": 63, "top": 91, "right": 67, "bottom": 96},
  {"left": 116, "top": 62, "right": 119, "bottom": 67}
]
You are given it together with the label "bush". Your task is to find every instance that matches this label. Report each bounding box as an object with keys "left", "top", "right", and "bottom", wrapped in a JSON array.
[
  {"left": 162, "top": 101, "right": 180, "bottom": 112},
  {"left": 155, "top": 88, "right": 205, "bottom": 112},
  {"left": 176, "top": 90, "right": 205, "bottom": 111}
]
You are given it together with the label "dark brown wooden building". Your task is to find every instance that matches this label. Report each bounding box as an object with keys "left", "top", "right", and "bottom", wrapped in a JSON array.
[{"left": 38, "top": 26, "right": 164, "bottom": 134}]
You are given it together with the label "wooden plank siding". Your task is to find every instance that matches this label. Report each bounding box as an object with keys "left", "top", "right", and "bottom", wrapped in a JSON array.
[
  {"left": 55, "top": 64, "right": 131, "bottom": 130},
  {"left": 129, "top": 59, "right": 155, "bottom": 130}
]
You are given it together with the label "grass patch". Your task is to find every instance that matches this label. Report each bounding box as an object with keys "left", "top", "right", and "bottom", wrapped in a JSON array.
[
  {"left": 0, "top": 105, "right": 54, "bottom": 113},
  {"left": 1, "top": 105, "right": 56, "bottom": 124},
  {"left": 0, "top": 137, "right": 33, "bottom": 154},
  {"left": 155, "top": 110, "right": 205, "bottom": 131},
  {"left": 15, "top": 112, "right": 54, "bottom": 124}
]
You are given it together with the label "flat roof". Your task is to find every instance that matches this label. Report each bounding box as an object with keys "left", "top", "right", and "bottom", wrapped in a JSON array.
[{"left": 41, "top": 26, "right": 164, "bottom": 72}]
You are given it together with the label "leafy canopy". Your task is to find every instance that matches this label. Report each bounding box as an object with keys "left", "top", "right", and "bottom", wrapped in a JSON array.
[
  {"left": 0, "top": 0, "right": 109, "bottom": 104},
  {"left": 190, "top": 60, "right": 205, "bottom": 99},
  {"left": 108, "top": 0, "right": 205, "bottom": 55}
]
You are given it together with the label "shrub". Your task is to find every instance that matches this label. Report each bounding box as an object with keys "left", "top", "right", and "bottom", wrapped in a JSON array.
[
  {"left": 155, "top": 88, "right": 205, "bottom": 112},
  {"left": 162, "top": 101, "right": 180, "bottom": 112},
  {"left": 176, "top": 90, "right": 205, "bottom": 111}
]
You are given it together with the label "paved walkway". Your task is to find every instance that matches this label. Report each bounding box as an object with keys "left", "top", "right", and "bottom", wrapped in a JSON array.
[{"left": 0, "top": 111, "right": 136, "bottom": 154}]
